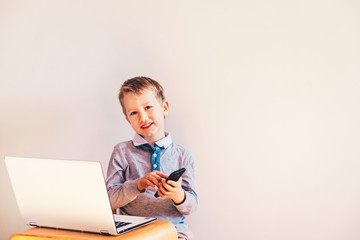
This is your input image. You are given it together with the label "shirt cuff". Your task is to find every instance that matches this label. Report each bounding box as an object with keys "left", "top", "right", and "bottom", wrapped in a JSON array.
[{"left": 173, "top": 191, "right": 196, "bottom": 215}]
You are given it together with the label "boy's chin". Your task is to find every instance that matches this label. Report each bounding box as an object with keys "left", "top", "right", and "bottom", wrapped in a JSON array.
[
  {"left": 138, "top": 131, "right": 165, "bottom": 142},
  {"left": 137, "top": 132, "right": 154, "bottom": 140}
]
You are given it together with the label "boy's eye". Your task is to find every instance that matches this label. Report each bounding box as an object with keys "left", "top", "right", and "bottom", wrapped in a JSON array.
[
  {"left": 129, "top": 111, "right": 137, "bottom": 116},
  {"left": 145, "top": 106, "right": 152, "bottom": 110}
]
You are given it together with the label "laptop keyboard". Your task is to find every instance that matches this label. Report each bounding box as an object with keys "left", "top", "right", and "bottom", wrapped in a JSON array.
[{"left": 115, "top": 221, "right": 131, "bottom": 228}]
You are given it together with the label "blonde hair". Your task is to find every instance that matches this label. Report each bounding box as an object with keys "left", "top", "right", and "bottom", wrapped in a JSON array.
[{"left": 118, "top": 76, "right": 166, "bottom": 115}]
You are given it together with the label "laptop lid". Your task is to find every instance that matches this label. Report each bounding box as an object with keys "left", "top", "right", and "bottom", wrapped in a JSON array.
[{"left": 5, "top": 156, "right": 155, "bottom": 235}]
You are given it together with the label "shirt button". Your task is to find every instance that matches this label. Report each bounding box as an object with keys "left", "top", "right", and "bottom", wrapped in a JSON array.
[
  {"left": 153, "top": 153, "right": 157, "bottom": 157},
  {"left": 153, "top": 164, "right": 157, "bottom": 168}
]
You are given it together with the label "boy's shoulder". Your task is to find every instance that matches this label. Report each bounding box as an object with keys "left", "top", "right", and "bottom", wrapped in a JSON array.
[
  {"left": 167, "top": 141, "right": 193, "bottom": 158},
  {"left": 170, "top": 141, "right": 191, "bottom": 151},
  {"left": 113, "top": 140, "right": 134, "bottom": 151}
]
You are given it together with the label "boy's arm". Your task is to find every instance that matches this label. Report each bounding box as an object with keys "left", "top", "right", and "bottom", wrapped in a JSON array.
[
  {"left": 106, "top": 147, "right": 142, "bottom": 210},
  {"left": 171, "top": 150, "right": 198, "bottom": 215}
]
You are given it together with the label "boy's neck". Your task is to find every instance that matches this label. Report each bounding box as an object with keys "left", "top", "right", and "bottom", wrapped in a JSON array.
[{"left": 141, "top": 132, "right": 167, "bottom": 147}]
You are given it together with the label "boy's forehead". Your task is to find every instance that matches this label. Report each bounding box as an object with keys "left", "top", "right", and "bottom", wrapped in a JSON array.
[{"left": 123, "top": 89, "right": 161, "bottom": 106}]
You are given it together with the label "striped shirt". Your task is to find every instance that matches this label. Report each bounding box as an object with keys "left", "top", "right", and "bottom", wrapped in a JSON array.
[{"left": 106, "top": 133, "right": 197, "bottom": 230}]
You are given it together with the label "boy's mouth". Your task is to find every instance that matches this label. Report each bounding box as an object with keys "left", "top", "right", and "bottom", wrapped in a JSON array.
[{"left": 141, "top": 122, "right": 153, "bottom": 129}]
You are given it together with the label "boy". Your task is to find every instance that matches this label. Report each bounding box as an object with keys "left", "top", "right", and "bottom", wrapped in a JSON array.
[{"left": 106, "top": 76, "right": 197, "bottom": 239}]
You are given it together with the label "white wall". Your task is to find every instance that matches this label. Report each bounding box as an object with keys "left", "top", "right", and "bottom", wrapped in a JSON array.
[{"left": 1, "top": 1, "right": 360, "bottom": 239}]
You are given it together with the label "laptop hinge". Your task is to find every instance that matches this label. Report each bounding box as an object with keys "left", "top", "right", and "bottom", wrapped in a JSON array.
[
  {"left": 29, "top": 222, "right": 38, "bottom": 227},
  {"left": 100, "top": 230, "right": 110, "bottom": 235}
]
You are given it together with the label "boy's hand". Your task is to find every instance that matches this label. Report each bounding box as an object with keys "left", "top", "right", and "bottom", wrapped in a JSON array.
[
  {"left": 137, "top": 171, "right": 167, "bottom": 191},
  {"left": 157, "top": 177, "right": 185, "bottom": 204}
]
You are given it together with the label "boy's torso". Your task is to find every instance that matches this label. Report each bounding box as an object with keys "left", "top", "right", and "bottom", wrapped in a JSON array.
[{"left": 108, "top": 138, "right": 194, "bottom": 229}]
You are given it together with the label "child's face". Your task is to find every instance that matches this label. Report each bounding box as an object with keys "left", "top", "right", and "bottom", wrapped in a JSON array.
[{"left": 123, "top": 89, "right": 169, "bottom": 145}]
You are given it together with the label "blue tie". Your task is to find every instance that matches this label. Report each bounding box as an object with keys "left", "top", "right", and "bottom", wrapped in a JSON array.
[{"left": 151, "top": 145, "right": 164, "bottom": 171}]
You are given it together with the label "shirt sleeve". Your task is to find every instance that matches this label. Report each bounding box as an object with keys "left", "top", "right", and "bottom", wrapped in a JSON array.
[
  {"left": 173, "top": 149, "right": 198, "bottom": 215},
  {"left": 106, "top": 146, "right": 142, "bottom": 210}
]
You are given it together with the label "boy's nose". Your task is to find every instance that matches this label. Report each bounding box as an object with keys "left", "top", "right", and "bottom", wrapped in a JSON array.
[{"left": 139, "top": 111, "right": 148, "bottom": 123}]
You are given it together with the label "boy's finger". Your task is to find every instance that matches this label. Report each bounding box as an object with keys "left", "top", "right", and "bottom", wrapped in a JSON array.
[
  {"left": 149, "top": 170, "right": 163, "bottom": 178},
  {"left": 167, "top": 177, "right": 182, "bottom": 186},
  {"left": 162, "top": 180, "right": 175, "bottom": 191},
  {"left": 157, "top": 188, "right": 166, "bottom": 198},
  {"left": 156, "top": 172, "right": 168, "bottom": 179},
  {"left": 152, "top": 170, "right": 164, "bottom": 175},
  {"left": 155, "top": 174, "right": 166, "bottom": 181},
  {"left": 160, "top": 182, "right": 172, "bottom": 193},
  {"left": 147, "top": 176, "right": 161, "bottom": 186},
  {"left": 157, "top": 184, "right": 165, "bottom": 197},
  {"left": 147, "top": 179, "right": 157, "bottom": 187},
  {"left": 167, "top": 180, "right": 178, "bottom": 187}
]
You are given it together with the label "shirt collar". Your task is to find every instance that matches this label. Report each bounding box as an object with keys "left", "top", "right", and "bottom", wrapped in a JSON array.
[{"left": 132, "top": 132, "right": 172, "bottom": 149}]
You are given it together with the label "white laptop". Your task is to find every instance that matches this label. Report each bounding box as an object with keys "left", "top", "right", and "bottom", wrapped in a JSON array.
[{"left": 5, "top": 156, "right": 156, "bottom": 235}]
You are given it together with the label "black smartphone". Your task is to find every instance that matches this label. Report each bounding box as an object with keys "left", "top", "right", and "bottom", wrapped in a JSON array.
[{"left": 154, "top": 168, "right": 186, "bottom": 198}]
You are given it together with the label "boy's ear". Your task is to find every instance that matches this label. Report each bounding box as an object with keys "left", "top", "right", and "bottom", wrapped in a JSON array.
[{"left": 163, "top": 100, "right": 169, "bottom": 117}]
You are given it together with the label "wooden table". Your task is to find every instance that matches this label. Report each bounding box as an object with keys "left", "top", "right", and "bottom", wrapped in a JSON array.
[{"left": 9, "top": 219, "right": 177, "bottom": 240}]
